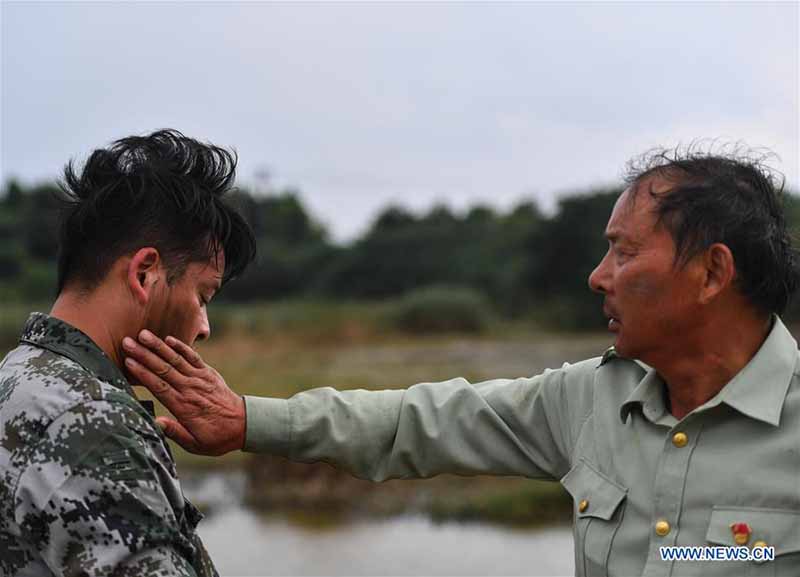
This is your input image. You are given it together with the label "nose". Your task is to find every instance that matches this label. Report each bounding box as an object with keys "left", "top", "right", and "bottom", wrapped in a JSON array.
[
  {"left": 588, "top": 250, "right": 611, "bottom": 295},
  {"left": 195, "top": 308, "right": 211, "bottom": 342}
]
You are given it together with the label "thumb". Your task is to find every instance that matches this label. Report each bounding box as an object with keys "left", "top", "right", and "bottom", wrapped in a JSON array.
[{"left": 155, "top": 416, "right": 200, "bottom": 453}]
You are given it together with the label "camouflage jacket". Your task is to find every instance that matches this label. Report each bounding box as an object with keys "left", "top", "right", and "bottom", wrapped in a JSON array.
[{"left": 0, "top": 313, "right": 217, "bottom": 577}]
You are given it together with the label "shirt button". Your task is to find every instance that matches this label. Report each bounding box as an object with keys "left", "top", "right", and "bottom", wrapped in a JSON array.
[
  {"left": 672, "top": 432, "right": 688, "bottom": 447},
  {"left": 578, "top": 499, "right": 589, "bottom": 513},
  {"left": 655, "top": 520, "right": 671, "bottom": 536},
  {"left": 752, "top": 541, "right": 769, "bottom": 564}
]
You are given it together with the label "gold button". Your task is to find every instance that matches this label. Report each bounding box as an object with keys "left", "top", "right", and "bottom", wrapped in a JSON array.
[
  {"left": 578, "top": 499, "right": 589, "bottom": 513},
  {"left": 655, "top": 520, "right": 671, "bottom": 536},
  {"left": 752, "top": 540, "right": 769, "bottom": 564},
  {"left": 672, "top": 432, "right": 688, "bottom": 447}
]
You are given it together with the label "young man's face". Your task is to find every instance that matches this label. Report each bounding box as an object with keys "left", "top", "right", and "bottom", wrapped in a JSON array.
[
  {"left": 146, "top": 251, "right": 225, "bottom": 347},
  {"left": 587, "top": 176, "right": 705, "bottom": 361}
]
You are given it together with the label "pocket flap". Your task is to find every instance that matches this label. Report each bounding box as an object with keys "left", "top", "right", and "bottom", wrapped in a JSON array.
[
  {"left": 706, "top": 507, "right": 800, "bottom": 556},
  {"left": 561, "top": 459, "right": 627, "bottom": 520}
]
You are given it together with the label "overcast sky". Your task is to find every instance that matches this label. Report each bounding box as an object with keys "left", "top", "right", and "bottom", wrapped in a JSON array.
[{"left": 2, "top": 1, "right": 798, "bottom": 241}]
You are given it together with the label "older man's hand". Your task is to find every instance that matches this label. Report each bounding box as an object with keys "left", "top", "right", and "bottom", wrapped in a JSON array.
[{"left": 122, "top": 331, "right": 246, "bottom": 456}]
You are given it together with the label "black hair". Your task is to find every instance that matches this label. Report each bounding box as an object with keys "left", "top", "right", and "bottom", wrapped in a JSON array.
[
  {"left": 57, "top": 129, "right": 256, "bottom": 293},
  {"left": 626, "top": 143, "right": 799, "bottom": 316}
]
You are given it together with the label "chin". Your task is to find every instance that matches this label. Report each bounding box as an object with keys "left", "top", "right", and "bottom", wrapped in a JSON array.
[
  {"left": 612, "top": 336, "right": 634, "bottom": 359},
  {"left": 614, "top": 335, "right": 651, "bottom": 362}
]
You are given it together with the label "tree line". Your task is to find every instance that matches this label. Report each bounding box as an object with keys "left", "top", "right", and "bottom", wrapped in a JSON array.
[{"left": 2, "top": 179, "right": 799, "bottom": 330}]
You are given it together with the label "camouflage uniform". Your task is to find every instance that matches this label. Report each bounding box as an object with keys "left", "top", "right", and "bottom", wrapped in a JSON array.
[{"left": 0, "top": 313, "right": 217, "bottom": 577}]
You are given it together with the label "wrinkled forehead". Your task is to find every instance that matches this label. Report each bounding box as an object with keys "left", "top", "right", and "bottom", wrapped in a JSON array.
[{"left": 606, "top": 177, "right": 670, "bottom": 237}]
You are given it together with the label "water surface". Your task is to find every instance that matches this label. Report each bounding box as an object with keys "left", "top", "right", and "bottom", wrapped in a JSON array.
[
  {"left": 198, "top": 509, "right": 574, "bottom": 577},
  {"left": 185, "top": 472, "right": 575, "bottom": 577}
]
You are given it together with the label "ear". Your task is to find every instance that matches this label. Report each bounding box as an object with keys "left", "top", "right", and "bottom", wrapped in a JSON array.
[
  {"left": 127, "top": 248, "right": 163, "bottom": 306},
  {"left": 698, "top": 243, "right": 735, "bottom": 305}
]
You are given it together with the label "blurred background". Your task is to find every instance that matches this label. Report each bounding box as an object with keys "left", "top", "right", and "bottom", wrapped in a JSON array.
[{"left": 1, "top": 2, "right": 798, "bottom": 575}]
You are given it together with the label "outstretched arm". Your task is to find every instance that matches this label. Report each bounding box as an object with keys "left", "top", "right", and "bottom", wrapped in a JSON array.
[{"left": 124, "top": 330, "right": 584, "bottom": 481}]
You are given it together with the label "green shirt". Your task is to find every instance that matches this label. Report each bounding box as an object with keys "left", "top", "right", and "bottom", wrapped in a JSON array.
[{"left": 244, "top": 317, "right": 800, "bottom": 577}]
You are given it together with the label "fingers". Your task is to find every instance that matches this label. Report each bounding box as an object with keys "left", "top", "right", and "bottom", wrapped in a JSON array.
[
  {"left": 122, "top": 333, "right": 194, "bottom": 388},
  {"left": 165, "top": 335, "right": 205, "bottom": 369},
  {"left": 139, "top": 330, "right": 196, "bottom": 374},
  {"left": 155, "top": 416, "right": 200, "bottom": 454},
  {"left": 124, "top": 356, "right": 183, "bottom": 415}
]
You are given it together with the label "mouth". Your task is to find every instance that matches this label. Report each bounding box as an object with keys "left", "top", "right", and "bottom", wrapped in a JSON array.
[{"left": 603, "top": 305, "right": 621, "bottom": 332}]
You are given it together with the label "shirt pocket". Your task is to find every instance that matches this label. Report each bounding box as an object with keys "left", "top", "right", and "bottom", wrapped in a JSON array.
[
  {"left": 706, "top": 506, "right": 800, "bottom": 577},
  {"left": 562, "top": 459, "right": 628, "bottom": 577}
]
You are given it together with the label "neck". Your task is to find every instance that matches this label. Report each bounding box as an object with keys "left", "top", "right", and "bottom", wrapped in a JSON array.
[
  {"left": 644, "top": 309, "right": 771, "bottom": 420},
  {"left": 50, "top": 289, "right": 132, "bottom": 369}
]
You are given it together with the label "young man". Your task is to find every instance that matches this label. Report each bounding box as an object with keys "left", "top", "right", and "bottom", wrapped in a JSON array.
[
  {"left": 125, "top": 148, "right": 800, "bottom": 576},
  {"left": 0, "top": 130, "right": 256, "bottom": 576}
]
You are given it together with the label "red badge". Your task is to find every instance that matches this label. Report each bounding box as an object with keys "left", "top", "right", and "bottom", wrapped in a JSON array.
[{"left": 730, "top": 522, "right": 752, "bottom": 545}]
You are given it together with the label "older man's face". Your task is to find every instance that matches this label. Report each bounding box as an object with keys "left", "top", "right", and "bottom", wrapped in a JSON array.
[{"left": 588, "top": 176, "right": 705, "bottom": 361}]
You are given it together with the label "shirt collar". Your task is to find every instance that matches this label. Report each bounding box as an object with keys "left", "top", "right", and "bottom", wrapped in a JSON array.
[
  {"left": 620, "top": 316, "right": 798, "bottom": 427},
  {"left": 19, "top": 312, "right": 134, "bottom": 396},
  {"left": 620, "top": 367, "right": 669, "bottom": 425}
]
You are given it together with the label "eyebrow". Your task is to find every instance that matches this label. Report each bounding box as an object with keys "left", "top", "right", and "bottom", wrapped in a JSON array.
[{"left": 605, "top": 229, "right": 641, "bottom": 247}]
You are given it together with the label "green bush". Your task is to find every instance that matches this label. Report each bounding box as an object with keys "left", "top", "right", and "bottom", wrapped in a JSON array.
[{"left": 386, "top": 285, "right": 492, "bottom": 334}]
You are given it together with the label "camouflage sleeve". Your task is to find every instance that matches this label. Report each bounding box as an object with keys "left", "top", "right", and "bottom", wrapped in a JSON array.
[{"left": 14, "top": 399, "right": 202, "bottom": 577}]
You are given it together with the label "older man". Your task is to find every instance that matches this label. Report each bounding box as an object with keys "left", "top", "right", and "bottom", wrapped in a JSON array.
[
  {"left": 0, "top": 130, "right": 256, "bottom": 576},
  {"left": 124, "top": 149, "right": 800, "bottom": 576}
]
